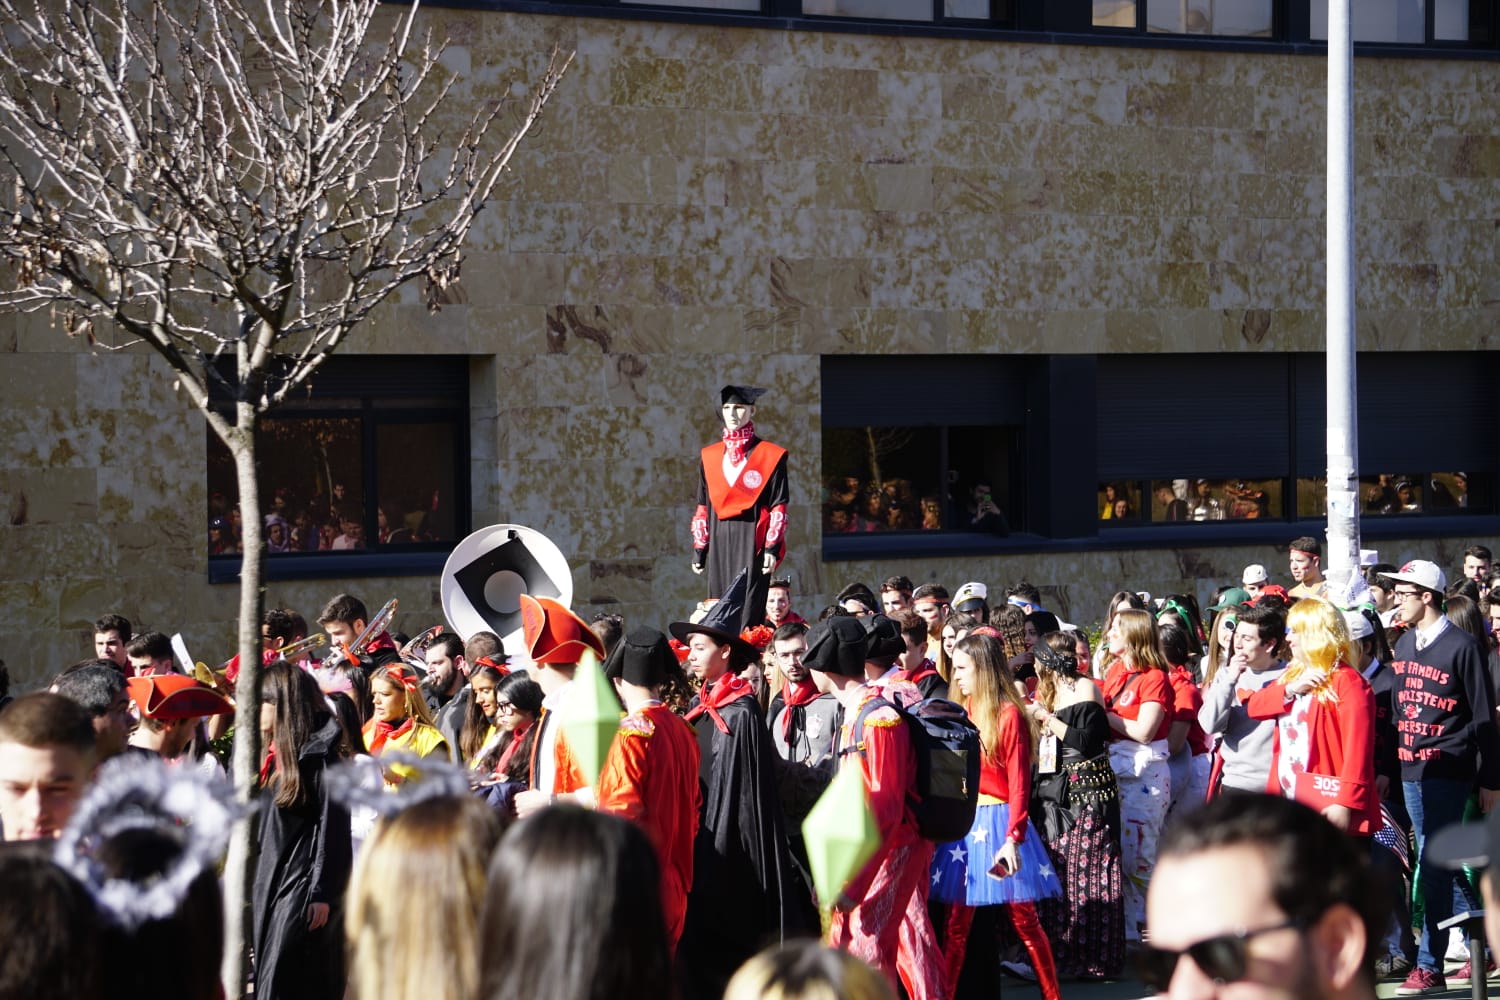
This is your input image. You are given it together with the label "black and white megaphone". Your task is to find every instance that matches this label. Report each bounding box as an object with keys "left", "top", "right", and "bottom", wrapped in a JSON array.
[{"left": 440, "top": 524, "right": 573, "bottom": 655}]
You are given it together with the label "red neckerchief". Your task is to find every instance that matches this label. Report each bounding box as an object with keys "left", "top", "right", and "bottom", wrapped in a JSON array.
[
  {"left": 901, "top": 658, "right": 939, "bottom": 685},
  {"left": 259, "top": 744, "right": 278, "bottom": 786},
  {"left": 369, "top": 716, "right": 414, "bottom": 754},
  {"left": 686, "top": 672, "right": 756, "bottom": 734},
  {"left": 365, "top": 631, "right": 398, "bottom": 657},
  {"left": 494, "top": 719, "right": 534, "bottom": 777},
  {"left": 723, "top": 421, "right": 755, "bottom": 464},
  {"left": 779, "top": 677, "right": 822, "bottom": 739}
]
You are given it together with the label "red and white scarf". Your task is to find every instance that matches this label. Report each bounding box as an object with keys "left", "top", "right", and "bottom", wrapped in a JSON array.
[{"left": 723, "top": 422, "right": 755, "bottom": 465}]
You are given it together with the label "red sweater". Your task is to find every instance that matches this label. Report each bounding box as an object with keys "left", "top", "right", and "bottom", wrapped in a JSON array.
[
  {"left": 1246, "top": 665, "right": 1379, "bottom": 836},
  {"left": 977, "top": 701, "right": 1032, "bottom": 844},
  {"left": 1101, "top": 661, "right": 1173, "bottom": 742}
]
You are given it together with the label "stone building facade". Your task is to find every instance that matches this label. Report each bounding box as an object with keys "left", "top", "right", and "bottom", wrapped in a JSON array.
[{"left": 2, "top": 5, "right": 1497, "bottom": 688}]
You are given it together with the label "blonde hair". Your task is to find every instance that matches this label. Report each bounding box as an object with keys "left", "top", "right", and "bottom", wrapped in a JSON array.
[
  {"left": 723, "top": 942, "right": 895, "bottom": 1000},
  {"left": 952, "top": 632, "right": 1036, "bottom": 759},
  {"left": 1112, "top": 608, "right": 1171, "bottom": 674},
  {"left": 371, "top": 665, "right": 439, "bottom": 727},
  {"left": 347, "top": 796, "right": 502, "bottom": 1000},
  {"left": 1282, "top": 598, "right": 1355, "bottom": 702}
]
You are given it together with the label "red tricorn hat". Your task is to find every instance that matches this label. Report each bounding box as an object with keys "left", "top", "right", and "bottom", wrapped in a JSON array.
[
  {"left": 126, "top": 674, "right": 233, "bottom": 721},
  {"left": 520, "top": 594, "right": 605, "bottom": 665}
]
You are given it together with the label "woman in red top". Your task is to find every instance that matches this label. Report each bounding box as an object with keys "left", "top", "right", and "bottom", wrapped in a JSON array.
[
  {"left": 930, "top": 632, "right": 1062, "bottom": 1000},
  {"left": 1100, "top": 607, "right": 1173, "bottom": 942},
  {"left": 1245, "top": 598, "right": 1378, "bottom": 835},
  {"left": 1159, "top": 624, "right": 1213, "bottom": 815}
]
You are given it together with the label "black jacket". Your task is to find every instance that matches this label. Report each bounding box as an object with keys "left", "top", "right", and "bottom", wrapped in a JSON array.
[{"left": 251, "top": 715, "right": 352, "bottom": 1000}]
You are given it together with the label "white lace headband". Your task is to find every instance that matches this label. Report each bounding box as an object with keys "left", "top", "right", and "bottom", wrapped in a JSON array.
[
  {"left": 323, "top": 751, "right": 475, "bottom": 818},
  {"left": 53, "top": 756, "right": 243, "bottom": 930}
]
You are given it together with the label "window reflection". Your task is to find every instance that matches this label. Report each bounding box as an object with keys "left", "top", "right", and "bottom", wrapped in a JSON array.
[
  {"left": 823, "top": 426, "right": 1017, "bottom": 534},
  {"left": 1101, "top": 478, "right": 1284, "bottom": 523}
]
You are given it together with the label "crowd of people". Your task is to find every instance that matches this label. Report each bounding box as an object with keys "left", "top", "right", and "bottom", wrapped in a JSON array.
[{"left": 3, "top": 537, "right": 1500, "bottom": 999}]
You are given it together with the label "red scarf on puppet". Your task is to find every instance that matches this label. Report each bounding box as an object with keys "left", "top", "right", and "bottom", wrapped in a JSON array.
[{"left": 722, "top": 422, "right": 755, "bottom": 464}]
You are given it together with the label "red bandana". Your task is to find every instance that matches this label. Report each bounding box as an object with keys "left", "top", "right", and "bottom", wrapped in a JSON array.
[
  {"left": 722, "top": 422, "right": 755, "bottom": 465},
  {"left": 779, "top": 677, "right": 822, "bottom": 740},
  {"left": 686, "top": 672, "right": 756, "bottom": 734},
  {"left": 368, "top": 716, "right": 414, "bottom": 754}
]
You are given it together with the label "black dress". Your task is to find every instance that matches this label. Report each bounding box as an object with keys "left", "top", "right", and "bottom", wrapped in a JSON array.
[
  {"left": 251, "top": 716, "right": 352, "bottom": 1000},
  {"left": 1033, "top": 701, "right": 1125, "bottom": 979}
]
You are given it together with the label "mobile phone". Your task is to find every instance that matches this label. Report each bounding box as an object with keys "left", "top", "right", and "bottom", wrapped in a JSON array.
[{"left": 987, "top": 856, "right": 1012, "bottom": 880}]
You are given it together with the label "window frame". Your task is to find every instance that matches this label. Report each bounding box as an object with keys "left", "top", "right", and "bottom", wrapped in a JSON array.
[{"left": 205, "top": 356, "right": 472, "bottom": 584}]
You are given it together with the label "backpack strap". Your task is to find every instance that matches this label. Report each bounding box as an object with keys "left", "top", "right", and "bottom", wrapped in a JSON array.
[{"left": 837, "top": 695, "right": 894, "bottom": 759}]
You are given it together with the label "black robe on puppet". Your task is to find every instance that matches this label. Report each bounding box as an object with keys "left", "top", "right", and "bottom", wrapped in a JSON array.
[
  {"left": 252, "top": 715, "right": 353, "bottom": 1000},
  {"left": 672, "top": 589, "right": 816, "bottom": 1000},
  {"left": 692, "top": 385, "right": 789, "bottom": 634}
]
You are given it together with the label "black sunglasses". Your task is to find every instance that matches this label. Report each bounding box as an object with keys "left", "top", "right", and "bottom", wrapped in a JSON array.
[{"left": 1136, "top": 919, "right": 1304, "bottom": 991}]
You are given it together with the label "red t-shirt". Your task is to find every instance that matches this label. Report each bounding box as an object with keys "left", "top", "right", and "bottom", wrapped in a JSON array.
[
  {"left": 1101, "top": 660, "right": 1173, "bottom": 742},
  {"left": 975, "top": 701, "right": 1031, "bottom": 843},
  {"left": 1167, "top": 666, "right": 1211, "bottom": 755}
]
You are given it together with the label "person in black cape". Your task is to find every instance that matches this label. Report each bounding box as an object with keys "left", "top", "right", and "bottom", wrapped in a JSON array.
[
  {"left": 253, "top": 661, "right": 353, "bottom": 1000},
  {"left": 672, "top": 577, "right": 816, "bottom": 1000}
]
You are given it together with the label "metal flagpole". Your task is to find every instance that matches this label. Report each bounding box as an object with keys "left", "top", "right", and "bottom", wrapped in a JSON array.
[{"left": 1325, "top": 0, "right": 1361, "bottom": 599}]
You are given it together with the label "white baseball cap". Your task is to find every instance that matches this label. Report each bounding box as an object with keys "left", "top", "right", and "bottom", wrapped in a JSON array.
[
  {"left": 1343, "top": 610, "right": 1374, "bottom": 641},
  {"left": 1384, "top": 559, "right": 1446, "bottom": 594},
  {"left": 1242, "top": 564, "right": 1269, "bottom": 586}
]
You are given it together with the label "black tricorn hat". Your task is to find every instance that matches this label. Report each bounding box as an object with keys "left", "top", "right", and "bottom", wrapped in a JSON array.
[
  {"left": 668, "top": 569, "right": 760, "bottom": 666},
  {"left": 603, "top": 626, "right": 675, "bottom": 688},
  {"left": 802, "top": 615, "right": 869, "bottom": 678},
  {"left": 720, "top": 385, "right": 768, "bottom": 406},
  {"left": 862, "top": 614, "right": 906, "bottom": 662}
]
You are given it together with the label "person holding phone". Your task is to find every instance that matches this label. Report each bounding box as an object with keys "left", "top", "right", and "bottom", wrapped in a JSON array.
[{"left": 929, "top": 632, "right": 1062, "bottom": 1000}]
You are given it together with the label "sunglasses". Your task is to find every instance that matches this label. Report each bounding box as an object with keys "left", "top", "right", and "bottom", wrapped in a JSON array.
[{"left": 1135, "top": 919, "right": 1304, "bottom": 991}]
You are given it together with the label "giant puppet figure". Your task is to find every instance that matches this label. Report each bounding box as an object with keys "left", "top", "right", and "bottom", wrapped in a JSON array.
[{"left": 691, "top": 385, "right": 790, "bottom": 634}]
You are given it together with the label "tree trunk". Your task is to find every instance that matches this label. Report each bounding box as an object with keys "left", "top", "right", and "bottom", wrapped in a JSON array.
[
  {"left": 221, "top": 400, "right": 266, "bottom": 1000},
  {"left": 863, "top": 426, "right": 883, "bottom": 493}
]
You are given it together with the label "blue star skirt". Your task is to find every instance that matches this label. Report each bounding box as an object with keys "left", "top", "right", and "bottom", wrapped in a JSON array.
[{"left": 930, "top": 800, "right": 1063, "bottom": 906}]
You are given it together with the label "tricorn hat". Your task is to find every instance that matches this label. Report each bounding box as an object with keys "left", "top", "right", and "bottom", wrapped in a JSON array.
[
  {"left": 802, "top": 616, "right": 870, "bottom": 678},
  {"left": 668, "top": 569, "right": 760, "bottom": 666},
  {"left": 125, "top": 674, "right": 233, "bottom": 721},
  {"left": 603, "top": 626, "right": 676, "bottom": 688},
  {"left": 720, "top": 385, "right": 767, "bottom": 406},
  {"left": 520, "top": 595, "right": 606, "bottom": 665}
]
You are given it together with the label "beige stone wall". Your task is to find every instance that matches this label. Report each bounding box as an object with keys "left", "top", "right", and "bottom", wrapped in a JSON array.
[{"left": 2, "top": 10, "right": 1497, "bottom": 689}]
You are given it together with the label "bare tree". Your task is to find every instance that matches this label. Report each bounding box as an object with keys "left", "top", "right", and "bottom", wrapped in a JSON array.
[{"left": 0, "top": 0, "right": 568, "bottom": 993}]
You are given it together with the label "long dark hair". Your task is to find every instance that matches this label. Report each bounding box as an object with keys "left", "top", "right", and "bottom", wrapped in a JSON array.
[
  {"left": 459, "top": 664, "right": 508, "bottom": 766},
  {"left": 476, "top": 672, "right": 544, "bottom": 781},
  {"left": 96, "top": 828, "right": 222, "bottom": 1000},
  {"left": 479, "top": 806, "right": 671, "bottom": 1000},
  {"left": 261, "top": 660, "right": 338, "bottom": 808}
]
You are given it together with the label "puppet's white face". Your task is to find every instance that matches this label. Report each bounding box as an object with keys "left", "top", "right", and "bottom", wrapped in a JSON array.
[{"left": 721, "top": 402, "right": 754, "bottom": 430}]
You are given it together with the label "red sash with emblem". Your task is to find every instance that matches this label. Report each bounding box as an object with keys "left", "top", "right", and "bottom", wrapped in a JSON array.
[{"left": 701, "top": 440, "right": 787, "bottom": 518}]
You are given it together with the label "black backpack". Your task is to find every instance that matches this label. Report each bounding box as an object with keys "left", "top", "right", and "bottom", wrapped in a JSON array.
[{"left": 839, "top": 695, "right": 981, "bottom": 843}]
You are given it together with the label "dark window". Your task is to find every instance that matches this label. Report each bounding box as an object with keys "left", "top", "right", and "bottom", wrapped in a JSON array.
[
  {"left": 821, "top": 355, "right": 1030, "bottom": 539},
  {"left": 206, "top": 356, "right": 469, "bottom": 574},
  {"left": 1098, "top": 351, "right": 1495, "bottom": 527}
]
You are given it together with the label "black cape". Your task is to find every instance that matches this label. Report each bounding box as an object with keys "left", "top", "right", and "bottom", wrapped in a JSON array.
[
  {"left": 251, "top": 715, "right": 353, "bottom": 1000},
  {"left": 680, "top": 695, "right": 815, "bottom": 1000}
]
